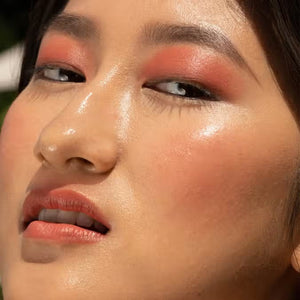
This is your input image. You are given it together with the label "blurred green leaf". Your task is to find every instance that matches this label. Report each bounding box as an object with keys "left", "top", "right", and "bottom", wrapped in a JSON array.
[
  {"left": 0, "top": 17, "right": 19, "bottom": 52},
  {"left": 0, "top": 285, "right": 3, "bottom": 300},
  {"left": 0, "top": 104, "right": 10, "bottom": 128},
  {"left": 0, "top": 1, "right": 30, "bottom": 52},
  {"left": 0, "top": 91, "right": 16, "bottom": 128}
]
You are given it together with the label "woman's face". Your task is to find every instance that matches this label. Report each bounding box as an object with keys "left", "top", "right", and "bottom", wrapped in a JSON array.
[{"left": 0, "top": 0, "right": 300, "bottom": 299}]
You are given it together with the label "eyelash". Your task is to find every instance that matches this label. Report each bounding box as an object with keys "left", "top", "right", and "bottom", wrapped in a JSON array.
[
  {"left": 33, "top": 65, "right": 86, "bottom": 83},
  {"left": 32, "top": 65, "right": 220, "bottom": 108},
  {"left": 142, "top": 79, "right": 219, "bottom": 107}
]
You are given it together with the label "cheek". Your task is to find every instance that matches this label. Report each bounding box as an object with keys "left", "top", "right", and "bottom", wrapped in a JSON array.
[
  {"left": 148, "top": 132, "right": 253, "bottom": 224},
  {"left": 130, "top": 111, "right": 297, "bottom": 230},
  {"left": 0, "top": 97, "right": 44, "bottom": 190},
  {"left": 0, "top": 97, "right": 43, "bottom": 271}
]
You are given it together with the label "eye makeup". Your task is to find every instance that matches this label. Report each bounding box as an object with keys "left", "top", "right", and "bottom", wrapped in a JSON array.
[
  {"left": 35, "top": 33, "right": 94, "bottom": 80},
  {"left": 140, "top": 45, "right": 245, "bottom": 101}
]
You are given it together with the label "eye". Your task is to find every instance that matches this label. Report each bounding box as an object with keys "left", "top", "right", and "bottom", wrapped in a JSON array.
[
  {"left": 143, "top": 80, "right": 217, "bottom": 101},
  {"left": 34, "top": 65, "right": 86, "bottom": 83}
]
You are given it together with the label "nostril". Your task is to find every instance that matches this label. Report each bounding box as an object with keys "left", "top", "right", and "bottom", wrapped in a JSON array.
[
  {"left": 36, "top": 152, "right": 46, "bottom": 163},
  {"left": 36, "top": 153, "right": 52, "bottom": 168},
  {"left": 66, "top": 157, "right": 96, "bottom": 171}
]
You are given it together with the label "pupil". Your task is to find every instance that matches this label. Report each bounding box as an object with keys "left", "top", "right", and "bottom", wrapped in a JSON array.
[
  {"left": 177, "top": 83, "right": 211, "bottom": 99},
  {"left": 62, "top": 70, "right": 85, "bottom": 83}
]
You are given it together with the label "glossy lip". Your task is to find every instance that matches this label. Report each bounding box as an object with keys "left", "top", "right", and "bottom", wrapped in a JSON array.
[{"left": 21, "top": 189, "right": 110, "bottom": 243}]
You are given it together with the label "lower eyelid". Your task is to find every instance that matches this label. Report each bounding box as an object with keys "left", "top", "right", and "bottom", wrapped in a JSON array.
[{"left": 143, "top": 85, "right": 217, "bottom": 109}]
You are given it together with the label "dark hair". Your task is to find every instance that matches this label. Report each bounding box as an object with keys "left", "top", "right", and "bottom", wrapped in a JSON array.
[
  {"left": 19, "top": 0, "right": 68, "bottom": 92},
  {"left": 236, "top": 0, "right": 300, "bottom": 123}
]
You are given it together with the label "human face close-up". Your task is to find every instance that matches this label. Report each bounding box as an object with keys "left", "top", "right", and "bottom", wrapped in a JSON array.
[{"left": 0, "top": 0, "right": 300, "bottom": 299}]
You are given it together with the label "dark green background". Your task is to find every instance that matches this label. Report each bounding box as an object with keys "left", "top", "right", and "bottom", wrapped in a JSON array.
[
  {"left": 0, "top": 0, "right": 30, "bottom": 125},
  {"left": 0, "top": 1, "right": 31, "bottom": 298}
]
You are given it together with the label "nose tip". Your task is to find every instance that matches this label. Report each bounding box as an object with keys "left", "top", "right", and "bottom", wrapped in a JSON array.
[
  {"left": 32, "top": 84, "right": 122, "bottom": 175},
  {"left": 34, "top": 125, "right": 118, "bottom": 174}
]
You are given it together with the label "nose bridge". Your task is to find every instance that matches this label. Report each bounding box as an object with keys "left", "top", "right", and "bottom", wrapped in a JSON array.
[{"left": 35, "top": 82, "right": 121, "bottom": 173}]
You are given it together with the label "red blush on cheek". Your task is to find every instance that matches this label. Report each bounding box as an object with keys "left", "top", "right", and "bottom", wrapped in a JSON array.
[
  {"left": 141, "top": 46, "right": 245, "bottom": 99},
  {"left": 36, "top": 34, "right": 93, "bottom": 77}
]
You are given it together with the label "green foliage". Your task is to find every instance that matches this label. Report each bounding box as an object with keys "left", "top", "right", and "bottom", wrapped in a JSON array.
[
  {"left": 0, "top": 17, "right": 19, "bottom": 52},
  {"left": 0, "top": 1, "right": 30, "bottom": 53},
  {"left": 0, "top": 91, "right": 16, "bottom": 128},
  {"left": 0, "top": 285, "right": 3, "bottom": 300}
]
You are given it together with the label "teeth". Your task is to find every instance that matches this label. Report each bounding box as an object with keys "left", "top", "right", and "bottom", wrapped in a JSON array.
[
  {"left": 37, "top": 209, "right": 108, "bottom": 234},
  {"left": 38, "top": 209, "right": 46, "bottom": 221},
  {"left": 57, "top": 210, "right": 78, "bottom": 225},
  {"left": 38, "top": 209, "right": 59, "bottom": 223},
  {"left": 76, "top": 212, "right": 94, "bottom": 228}
]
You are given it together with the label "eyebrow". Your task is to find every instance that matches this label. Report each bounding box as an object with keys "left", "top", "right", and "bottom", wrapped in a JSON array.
[
  {"left": 45, "top": 13, "right": 258, "bottom": 81},
  {"left": 45, "top": 13, "right": 98, "bottom": 40}
]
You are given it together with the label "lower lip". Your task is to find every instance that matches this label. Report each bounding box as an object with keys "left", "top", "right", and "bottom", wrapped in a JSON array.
[{"left": 23, "top": 221, "right": 104, "bottom": 243}]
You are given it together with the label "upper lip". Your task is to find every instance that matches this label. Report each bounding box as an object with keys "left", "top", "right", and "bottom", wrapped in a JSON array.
[{"left": 21, "top": 189, "right": 110, "bottom": 231}]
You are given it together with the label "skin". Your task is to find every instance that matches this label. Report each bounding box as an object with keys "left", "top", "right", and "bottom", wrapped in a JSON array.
[{"left": 0, "top": 0, "right": 300, "bottom": 299}]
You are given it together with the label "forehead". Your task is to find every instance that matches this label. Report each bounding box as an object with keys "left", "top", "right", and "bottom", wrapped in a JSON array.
[
  {"left": 65, "top": 0, "right": 264, "bottom": 59},
  {"left": 64, "top": 0, "right": 245, "bottom": 32}
]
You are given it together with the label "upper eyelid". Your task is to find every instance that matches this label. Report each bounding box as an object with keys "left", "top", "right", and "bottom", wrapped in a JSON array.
[
  {"left": 32, "top": 65, "right": 87, "bottom": 83},
  {"left": 145, "top": 78, "right": 210, "bottom": 90},
  {"left": 32, "top": 65, "right": 86, "bottom": 84},
  {"left": 144, "top": 79, "right": 221, "bottom": 100},
  {"left": 34, "top": 63, "right": 85, "bottom": 76},
  {"left": 143, "top": 81, "right": 220, "bottom": 103}
]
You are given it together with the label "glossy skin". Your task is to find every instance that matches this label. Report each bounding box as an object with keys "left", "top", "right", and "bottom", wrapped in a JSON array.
[{"left": 0, "top": 0, "right": 300, "bottom": 299}]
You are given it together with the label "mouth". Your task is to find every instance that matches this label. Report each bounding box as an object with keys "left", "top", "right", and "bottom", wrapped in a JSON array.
[{"left": 21, "top": 189, "right": 110, "bottom": 243}]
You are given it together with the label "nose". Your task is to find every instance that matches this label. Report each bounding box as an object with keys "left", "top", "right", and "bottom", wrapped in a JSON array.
[{"left": 34, "top": 91, "right": 118, "bottom": 174}]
